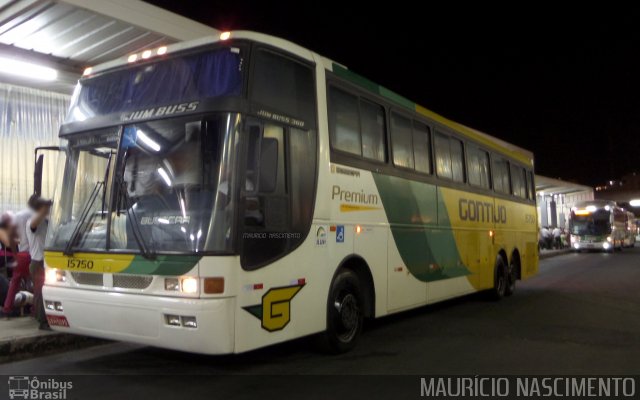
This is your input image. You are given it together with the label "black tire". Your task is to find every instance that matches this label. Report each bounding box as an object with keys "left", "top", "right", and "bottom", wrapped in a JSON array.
[
  {"left": 489, "top": 256, "right": 508, "bottom": 300},
  {"left": 505, "top": 261, "right": 517, "bottom": 296},
  {"left": 319, "top": 270, "right": 364, "bottom": 353}
]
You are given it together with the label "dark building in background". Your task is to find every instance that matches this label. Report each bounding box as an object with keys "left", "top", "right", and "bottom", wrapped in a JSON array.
[{"left": 595, "top": 172, "right": 640, "bottom": 216}]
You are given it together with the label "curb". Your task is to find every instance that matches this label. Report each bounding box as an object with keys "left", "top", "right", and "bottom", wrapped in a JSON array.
[
  {"left": 0, "top": 332, "right": 106, "bottom": 363},
  {"left": 539, "top": 249, "right": 572, "bottom": 260}
]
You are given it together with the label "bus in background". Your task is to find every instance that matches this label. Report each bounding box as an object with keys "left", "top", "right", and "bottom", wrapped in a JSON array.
[
  {"left": 624, "top": 211, "right": 637, "bottom": 248},
  {"left": 41, "top": 31, "right": 538, "bottom": 355},
  {"left": 569, "top": 200, "right": 626, "bottom": 252}
]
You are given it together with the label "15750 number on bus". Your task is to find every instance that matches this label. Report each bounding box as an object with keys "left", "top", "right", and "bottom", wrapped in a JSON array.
[{"left": 67, "top": 258, "right": 94, "bottom": 270}]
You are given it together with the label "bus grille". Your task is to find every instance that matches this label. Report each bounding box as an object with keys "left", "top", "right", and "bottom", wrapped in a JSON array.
[
  {"left": 70, "top": 272, "right": 103, "bottom": 286},
  {"left": 112, "top": 274, "right": 153, "bottom": 290}
]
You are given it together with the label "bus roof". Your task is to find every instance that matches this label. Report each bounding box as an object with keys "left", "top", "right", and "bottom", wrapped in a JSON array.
[
  {"left": 574, "top": 200, "right": 618, "bottom": 209},
  {"left": 82, "top": 30, "right": 534, "bottom": 167}
]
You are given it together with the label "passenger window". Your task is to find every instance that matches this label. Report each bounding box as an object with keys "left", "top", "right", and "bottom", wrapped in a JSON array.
[
  {"left": 492, "top": 157, "right": 510, "bottom": 194},
  {"left": 450, "top": 138, "right": 464, "bottom": 183},
  {"left": 510, "top": 164, "right": 526, "bottom": 198},
  {"left": 329, "top": 87, "right": 360, "bottom": 155},
  {"left": 468, "top": 145, "right": 490, "bottom": 189},
  {"left": 360, "top": 100, "right": 386, "bottom": 161},
  {"left": 413, "top": 121, "right": 431, "bottom": 174},
  {"left": 391, "top": 113, "right": 414, "bottom": 169},
  {"left": 528, "top": 171, "right": 536, "bottom": 200},
  {"left": 434, "top": 131, "right": 452, "bottom": 179}
]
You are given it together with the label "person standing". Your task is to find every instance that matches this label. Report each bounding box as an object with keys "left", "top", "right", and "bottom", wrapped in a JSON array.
[
  {"left": 13, "top": 202, "right": 34, "bottom": 253},
  {"left": 26, "top": 196, "right": 52, "bottom": 330},
  {"left": 552, "top": 226, "right": 562, "bottom": 249},
  {"left": 0, "top": 212, "right": 31, "bottom": 318}
]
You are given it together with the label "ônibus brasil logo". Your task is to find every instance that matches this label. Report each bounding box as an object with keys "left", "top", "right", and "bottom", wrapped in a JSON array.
[{"left": 8, "top": 376, "right": 72, "bottom": 399}]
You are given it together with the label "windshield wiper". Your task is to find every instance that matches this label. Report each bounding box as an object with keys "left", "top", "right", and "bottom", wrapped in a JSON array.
[
  {"left": 63, "top": 181, "right": 104, "bottom": 256},
  {"left": 116, "top": 178, "right": 155, "bottom": 260}
]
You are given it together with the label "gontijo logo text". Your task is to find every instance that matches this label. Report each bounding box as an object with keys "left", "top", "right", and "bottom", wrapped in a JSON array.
[{"left": 459, "top": 198, "right": 507, "bottom": 223}]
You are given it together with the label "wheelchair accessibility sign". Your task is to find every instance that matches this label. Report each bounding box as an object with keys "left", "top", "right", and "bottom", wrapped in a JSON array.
[{"left": 336, "top": 225, "right": 345, "bottom": 243}]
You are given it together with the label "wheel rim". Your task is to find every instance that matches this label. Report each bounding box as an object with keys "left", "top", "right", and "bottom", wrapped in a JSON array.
[
  {"left": 333, "top": 291, "right": 360, "bottom": 343},
  {"left": 497, "top": 265, "right": 506, "bottom": 294},
  {"left": 508, "top": 264, "right": 516, "bottom": 290}
]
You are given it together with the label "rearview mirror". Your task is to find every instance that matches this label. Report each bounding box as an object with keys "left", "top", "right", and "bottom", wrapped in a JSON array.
[{"left": 33, "top": 146, "right": 63, "bottom": 196}]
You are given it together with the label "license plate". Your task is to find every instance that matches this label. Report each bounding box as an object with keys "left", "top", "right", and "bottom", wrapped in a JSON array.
[{"left": 46, "top": 315, "right": 70, "bottom": 327}]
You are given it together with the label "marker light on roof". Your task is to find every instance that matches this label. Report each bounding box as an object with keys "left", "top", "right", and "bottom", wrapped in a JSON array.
[
  {"left": 83, "top": 67, "right": 92, "bottom": 76},
  {"left": 156, "top": 46, "right": 167, "bottom": 55},
  {"left": 141, "top": 50, "right": 152, "bottom": 59},
  {"left": 220, "top": 31, "right": 231, "bottom": 41},
  {"left": 127, "top": 54, "right": 138, "bottom": 63}
]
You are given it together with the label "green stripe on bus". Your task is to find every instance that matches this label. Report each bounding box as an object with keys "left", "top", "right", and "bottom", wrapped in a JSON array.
[
  {"left": 125, "top": 255, "right": 201, "bottom": 276},
  {"left": 332, "top": 63, "right": 415, "bottom": 111},
  {"left": 372, "top": 173, "right": 470, "bottom": 282}
]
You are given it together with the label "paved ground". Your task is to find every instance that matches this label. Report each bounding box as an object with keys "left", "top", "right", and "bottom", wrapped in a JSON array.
[{"left": 1, "top": 248, "right": 639, "bottom": 397}]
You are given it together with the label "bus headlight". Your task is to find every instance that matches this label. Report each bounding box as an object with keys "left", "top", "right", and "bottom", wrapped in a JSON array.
[
  {"left": 603, "top": 242, "right": 611, "bottom": 250},
  {"left": 181, "top": 277, "right": 198, "bottom": 294},
  {"left": 607, "top": 236, "right": 613, "bottom": 242},
  {"left": 45, "top": 268, "right": 66, "bottom": 284}
]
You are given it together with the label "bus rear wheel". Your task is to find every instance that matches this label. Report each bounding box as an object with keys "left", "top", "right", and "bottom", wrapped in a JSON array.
[
  {"left": 489, "top": 256, "right": 508, "bottom": 300},
  {"left": 321, "top": 270, "right": 364, "bottom": 353},
  {"left": 505, "top": 261, "right": 517, "bottom": 296}
]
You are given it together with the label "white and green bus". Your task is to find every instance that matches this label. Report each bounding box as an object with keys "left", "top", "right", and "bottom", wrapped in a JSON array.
[
  {"left": 569, "top": 200, "right": 626, "bottom": 252},
  {"left": 42, "top": 31, "right": 538, "bottom": 354}
]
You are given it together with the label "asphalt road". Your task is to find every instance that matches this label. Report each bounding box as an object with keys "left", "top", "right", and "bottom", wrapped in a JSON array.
[{"left": 2, "top": 248, "right": 640, "bottom": 397}]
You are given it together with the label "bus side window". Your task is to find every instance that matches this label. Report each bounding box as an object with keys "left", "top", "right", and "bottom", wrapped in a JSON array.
[
  {"left": 241, "top": 122, "right": 290, "bottom": 270},
  {"left": 242, "top": 123, "right": 285, "bottom": 227}
]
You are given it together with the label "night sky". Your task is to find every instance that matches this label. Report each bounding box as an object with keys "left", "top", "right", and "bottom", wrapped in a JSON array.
[{"left": 146, "top": 1, "right": 640, "bottom": 186}]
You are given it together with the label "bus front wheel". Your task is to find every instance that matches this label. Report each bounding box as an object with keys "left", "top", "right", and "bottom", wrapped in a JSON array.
[{"left": 321, "top": 270, "right": 364, "bottom": 353}]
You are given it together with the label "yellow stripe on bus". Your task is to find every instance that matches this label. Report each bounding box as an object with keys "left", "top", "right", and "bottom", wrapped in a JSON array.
[
  {"left": 44, "top": 251, "right": 135, "bottom": 273},
  {"left": 340, "top": 204, "right": 382, "bottom": 212},
  {"left": 414, "top": 105, "right": 533, "bottom": 166}
]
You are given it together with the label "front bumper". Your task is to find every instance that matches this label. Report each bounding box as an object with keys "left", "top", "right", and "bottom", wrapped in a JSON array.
[
  {"left": 573, "top": 241, "right": 609, "bottom": 250},
  {"left": 43, "top": 285, "right": 235, "bottom": 354}
]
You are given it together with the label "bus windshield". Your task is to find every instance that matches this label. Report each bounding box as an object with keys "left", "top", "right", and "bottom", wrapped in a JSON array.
[
  {"left": 66, "top": 46, "right": 244, "bottom": 124},
  {"left": 570, "top": 210, "right": 612, "bottom": 236},
  {"left": 47, "top": 113, "right": 240, "bottom": 254}
]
